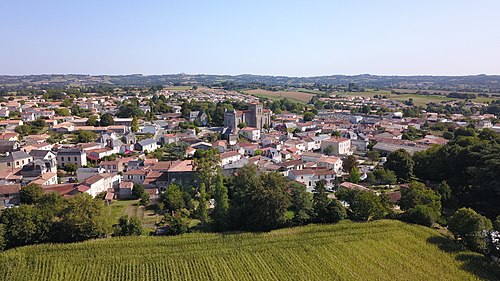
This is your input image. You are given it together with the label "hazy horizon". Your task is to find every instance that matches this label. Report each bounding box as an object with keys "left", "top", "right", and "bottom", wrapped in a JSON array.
[
  {"left": 1, "top": 72, "right": 499, "bottom": 78},
  {"left": 1, "top": 0, "right": 500, "bottom": 76}
]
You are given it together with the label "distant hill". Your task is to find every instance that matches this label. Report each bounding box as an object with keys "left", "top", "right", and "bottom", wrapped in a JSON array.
[
  {"left": 1, "top": 220, "right": 498, "bottom": 280},
  {"left": 2, "top": 73, "right": 500, "bottom": 93}
]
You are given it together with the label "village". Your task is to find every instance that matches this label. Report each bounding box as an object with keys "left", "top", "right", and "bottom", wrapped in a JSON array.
[{"left": 0, "top": 86, "right": 497, "bottom": 215}]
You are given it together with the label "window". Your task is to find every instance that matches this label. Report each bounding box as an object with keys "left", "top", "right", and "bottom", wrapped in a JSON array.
[
  {"left": 74, "top": 157, "right": 77, "bottom": 161},
  {"left": 113, "top": 165, "right": 117, "bottom": 169},
  {"left": 16, "top": 161, "right": 19, "bottom": 166},
  {"left": 22, "top": 160, "right": 25, "bottom": 164},
  {"left": 67, "top": 157, "right": 71, "bottom": 161},
  {"left": 7, "top": 163, "right": 10, "bottom": 167}
]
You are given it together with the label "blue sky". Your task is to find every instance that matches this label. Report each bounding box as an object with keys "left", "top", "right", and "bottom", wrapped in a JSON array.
[{"left": 1, "top": 0, "right": 499, "bottom": 76}]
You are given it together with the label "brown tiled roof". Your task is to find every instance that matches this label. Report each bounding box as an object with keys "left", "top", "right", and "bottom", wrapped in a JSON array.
[{"left": 0, "top": 184, "right": 20, "bottom": 194}]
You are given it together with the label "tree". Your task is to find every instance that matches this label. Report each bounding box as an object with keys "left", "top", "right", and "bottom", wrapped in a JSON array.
[
  {"left": 0, "top": 224, "right": 5, "bottom": 251},
  {"left": 75, "top": 130, "right": 98, "bottom": 143},
  {"left": 64, "top": 163, "right": 78, "bottom": 174},
  {"left": 86, "top": 115, "right": 99, "bottom": 126},
  {"left": 131, "top": 117, "right": 139, "bottom": 133},
  {"left": 448, "top": 208, "right": 493, "bottom": 253},
  {"left": 99, "top": 113, "right": 115, "bottom": 126},
  {"left": 231, "top": 165, "right": 291, "bottom": 231},
  {"left": 54, "top": 108, "right": 71, "bottom": 116},
  {"left": 195, "top": 183, "right": 208, "bottom": 225},
  {"left": 139, "top": 192, "right": 150, "bottom": 206},
  {"left": 384, "top": 149, "right": 414, "bottom": 181},
  {"left": 0, "top": 205, "right": 48, "bottom": 248},
  {"left": 494, "top": 216, "right": 500, "bottom": 231},
  {"left": 350, "top": 191, "right": 386, "bottom": 221},
  {"left": 165, "top": 213, "right": 189, "bottom": 235},
  {"left": 116, "top": 103, "right": 144, "bottom": 118},
  {"left": 313, "top": 180, "right": 330, "bottom": 222},
  {"left": 19, "top": 183, "right": 43, "bottom": 205},
  {"left": 132, "top": 184, "right": 145, "bottom": 200},
  {"left": 303, "top": 111, "right": 315, "bottom": 121},
  {"left": 193, "top": 148, "right": 220, "bottom": 192},
  {"left": 212, "top": 173, "right": 229, "bottom": 231},
  {"left": 342, "top": 155, "right": 357, "bottom": 173},
  {"left": 54, "top": 193, "right": 108, "bottom": 243},
  {"left": 371, "top": 168, "right": 397, "bottom": 185},
  {"left": 399, "top": 181, "right": 441, "bottom": 214},
  {"left": 312, "top": 181, "right": 346, "bottom": 223},
  {"left": 290, "top": 182, "right": 313, "bottom": 225},
  {"left": 366, "top": 151, "right": 380, "bottom": 162},
  {"left": 405, "top": 205, "right": 439, "bottom": 227},
  {"left": 31, "top": 118, "right": 46, "bottom": 129},
  {"left": 337, "top": 188, "right": 385, "bottom": 221},
  {"left": 348, "top": 167, "right": 360, "bottom": 183},
  {"left": 323, "top": 145, "right": 335, "bottom": 156},
  {"left": 113, "top": 215, "right": 142, "bottom": 236},
  {"left": 237, "top": 122, "right": 247, "bottom": 129},
  {"left": 435, "top": 180, "right": 452, "bottom": 204},
  {"left": 161, "top": 184, "right": 185, "bottom": 213}
]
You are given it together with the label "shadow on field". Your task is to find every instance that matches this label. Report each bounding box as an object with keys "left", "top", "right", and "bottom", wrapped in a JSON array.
[{"left": 427, "top": 235, "right": 500, "bottom": 281}]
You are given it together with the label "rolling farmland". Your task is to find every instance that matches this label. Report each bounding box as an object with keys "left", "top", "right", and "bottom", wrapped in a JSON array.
[
  {"left": 245, "top": 89, "right": 315, "bottom": 103},
  {"left": 1, "top": 220, "right": 498, "bottom": 281}
]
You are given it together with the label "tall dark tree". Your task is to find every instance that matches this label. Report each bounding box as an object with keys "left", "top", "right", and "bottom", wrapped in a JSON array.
[
  {"left": 0, "top": 224, "right": 5, "bottom": 251},
  {"left": 290, "top": 182, "right": 313, "bottom": 225},
  {"left": 99, "top": 113, "right": 115, "bottom": 126},
  {"left": 113, "top": 216, "right": 142, "bottom": 236},
  {"left": 19, "top": 183, "right": 43, "bottom": 205},
  {"left": 212, "top": 173, "right": 229, "bottom": 231},
  {"left": 196, "top": 183, "right": 208, "bottom": 226},
  {"left": 399, "top": 181, "right": 442, "bottom": 214},
  {"left": 384, "top": 149, "right": 414, "bottom": 181},
  {"left": 231, "top": 165, "right": 290, "bottom": 231},
  {"left": 0, "top": 205, "right": 49, "bottom": 248},
  {"left": 448, "top": 208, "right": 493, "bottom": 253},
  {"left": 54, "top": 193, "right": 108, "bottom": 243},
  {"left": 160, "top": 184, "right": 185, "bottom": 213},
  {"left": 342, "top": 155, "right": 358, "bottom": 173}
]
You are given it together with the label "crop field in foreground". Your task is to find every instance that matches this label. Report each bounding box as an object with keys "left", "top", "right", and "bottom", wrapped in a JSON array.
[{"left": 1, "top": 220, "right": 499, "bottom": 281}]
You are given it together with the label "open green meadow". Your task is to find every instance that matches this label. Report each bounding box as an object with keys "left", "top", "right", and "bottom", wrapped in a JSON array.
[{"left": 1, "top": 220, "right": 498, "bottom": 281}]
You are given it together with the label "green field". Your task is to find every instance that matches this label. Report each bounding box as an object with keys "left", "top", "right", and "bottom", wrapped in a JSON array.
[
  {"left": 164, "top": 86, "right": 194, "bottom": 91},
  {"left": 1, "top": 220, "right": 498, "bottom": 281}
]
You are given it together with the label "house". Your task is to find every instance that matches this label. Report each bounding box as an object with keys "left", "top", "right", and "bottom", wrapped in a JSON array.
[
  {"left": 212, "top": 140, "right": 228, "bottom": 153},
  {"left": 87, "top": 148, "right": 115, "bottom": 161},
  {"left": 289, "top": 169, "right": 315, "bottom": 191},
  {"left": 77, "top": 167, "right": 106, "bottom": 182},
  {"left": 123, "top": 169, "right": 148, "bottom": 184},
  {"left": 52, "top": 122, "right": 75, "bottom": 133},
  {"left": 220, "top": 151, "right": 242, "bottom": 166},
  {"left": 117, "top": 181, "right": 134, "bottom": 199},
  {"left": 187, "top": 111, "right": 208, "bottom": 126},
  {"left": 289, "top": 168, "right": 338, "bottom": 192},
  {"left": 20, "top": 159, "right": 57, "bottom": 181},
  {"left": 29, "top": 149, "right": 57, "bottom": 166},
  {"left": 0, "top": 132, "right": 19, "bottom": 141},
  {"left": 318, "top": 156, "right": 343, "bottom": 174},
  {"left": 30, "top": 172, "right": 58, "bottom": 186},
  {"left": 163, "top": 160, "right": 197, "bottom": 188},
  {"left": 320, "top": 137, "right": 352, "bottom": 156},
  {"left": 134, "top": 139, "right": 158, "bottom": 153},
  {"left": 0, "top": 140, "right": 20, "bottom": 153},
  {"left": 277, "top": 160, "right": 305, "bottom": 176},
  {"left": 239, "top": 127, "right": 260, "bottom": 141},
  {"left": 81, "top": 173, "right": 121, "bottom": 197},
  {"left": 0, "top": 151, "right": 33, "bottom": 169},
  {"left": 0, "top": 184, "right": 20, "bottom": 208},
  {"left": 99, "top": 159, "right": 127, "bottom": 174},
  {"left": 56, "top": 148, "right": 87, "bottom": 168}
]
